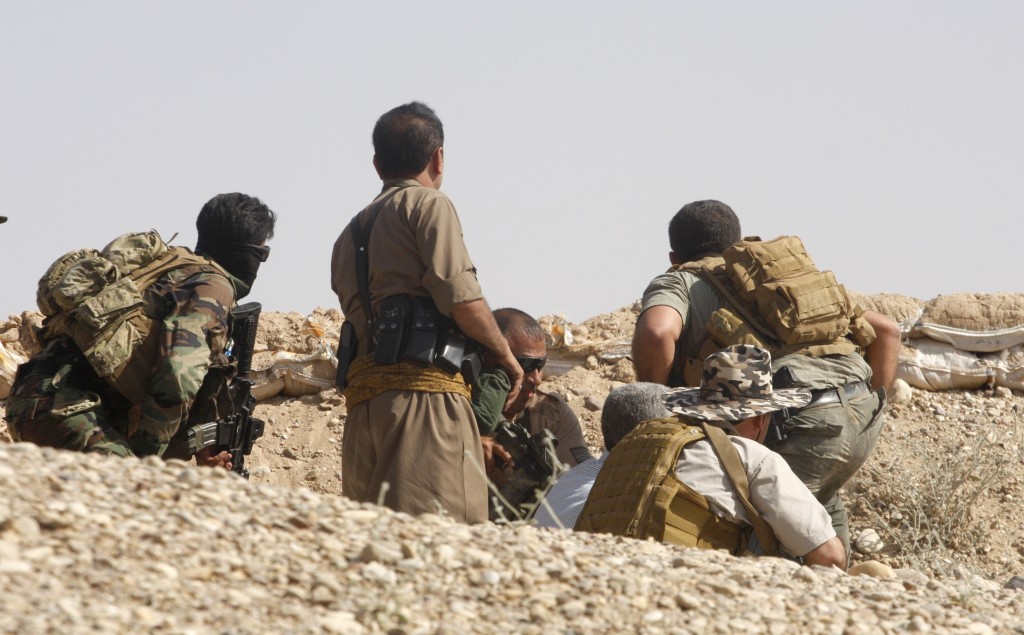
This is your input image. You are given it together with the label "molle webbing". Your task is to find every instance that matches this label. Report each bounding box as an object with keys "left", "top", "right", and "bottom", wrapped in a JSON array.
[
  {"left": 342, "top": 353, "right": 471, "bottom": 409},
  {"left": 574, "top": 418, "right": 755, "bottom": 555},
  {"left": 671, "top": 238, "right": 875, "bottom": 386},
  {"left": 43, "top": 245, "right": 225, "bottom": 405}
]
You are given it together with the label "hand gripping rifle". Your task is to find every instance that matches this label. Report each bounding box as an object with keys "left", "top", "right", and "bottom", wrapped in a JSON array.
[
  {"left": 185, "top": 302, "right": 266, "bottom": 478},
  {"left": 488, "top": 419, "right": 568, "bottom": 521}
]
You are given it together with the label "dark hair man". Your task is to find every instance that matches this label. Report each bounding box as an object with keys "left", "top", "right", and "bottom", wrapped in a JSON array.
[
  {"left": 533, "top": 382, "right": 669, "bottom": 529},
  {"left": 331, "top": 101, "right": 523, "bottom": 524},
  {"left": 631, "top": 198, "right": 900, "bottom": 560},
  {"left": 577, "top": 346, "right": 847, "bottom": 568},
  {"left": 5, "top": 193, "right": 276, "bottom": 467}
]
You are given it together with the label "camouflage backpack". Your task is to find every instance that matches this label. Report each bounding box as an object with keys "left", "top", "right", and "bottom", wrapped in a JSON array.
[
  {"left": 674, "top": 235, "right": 877, "bottom": 386},
  {"left": 37, "top": 230, "right": 226, "bottom": 404}
]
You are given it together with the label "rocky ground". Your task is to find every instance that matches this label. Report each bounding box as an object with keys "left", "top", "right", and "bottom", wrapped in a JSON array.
[{"left": 3, "top": 298, "right": 1024, "bottom": 633}]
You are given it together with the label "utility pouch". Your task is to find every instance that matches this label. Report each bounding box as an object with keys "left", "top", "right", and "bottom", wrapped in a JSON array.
[
  {"left": 404, "top": 296, "right": 439, "bottom": 366},
  {"left": 434, "top": 323, "right": 466, "bottom": 376},
  {"left": 374, "top": 294, "right": 409, "bottom": 365},
  {"left": 335, "top": 320, "right": 358, "bottom": 390},
  {"left": 460, "top": 344, "right": 482, "bottom": 385}
]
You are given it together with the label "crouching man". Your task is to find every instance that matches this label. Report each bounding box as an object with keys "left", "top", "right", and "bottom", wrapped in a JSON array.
[{"left": 575, "top": 345, "right": 846, "bottom": 567}]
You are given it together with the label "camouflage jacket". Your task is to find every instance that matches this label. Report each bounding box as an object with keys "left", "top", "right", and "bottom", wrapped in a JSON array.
[{"left": 129, "top": 266, "right": 249, "bottom": 456}]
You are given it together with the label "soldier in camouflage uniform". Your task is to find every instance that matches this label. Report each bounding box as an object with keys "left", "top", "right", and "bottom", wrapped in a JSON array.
[{"left": 4, "top": 193, "right": 276, "bottom": 465}]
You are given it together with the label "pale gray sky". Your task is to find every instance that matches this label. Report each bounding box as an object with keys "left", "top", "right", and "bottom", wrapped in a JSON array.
[{"left": 2, "top": 2, "right": 1021, "bottom": 323}]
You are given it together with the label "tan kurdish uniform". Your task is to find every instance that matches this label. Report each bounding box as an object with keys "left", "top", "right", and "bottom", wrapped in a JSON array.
[{"left": 331, "top": 179, "right": 487, "bottom": 523}]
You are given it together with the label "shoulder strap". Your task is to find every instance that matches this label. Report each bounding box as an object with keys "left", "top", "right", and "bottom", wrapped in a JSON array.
[
  {"left": 130, "top": 246, "right": 224, "bottom": 290},
  {"left": 350, "top": 186, "right": 407, "bottom": 329},
  {"left": 700, "top": 423, "right": 780, "bottom": 556}
]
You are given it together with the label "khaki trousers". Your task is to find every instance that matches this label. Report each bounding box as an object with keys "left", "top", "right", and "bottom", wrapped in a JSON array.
[{"left": 342, "top": 389, "right": 487, "bottom": 524}]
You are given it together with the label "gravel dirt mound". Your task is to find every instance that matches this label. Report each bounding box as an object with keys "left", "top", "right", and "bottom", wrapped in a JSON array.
[{"left": 3, "top": 295, "right": 1024, "bottom": 632}]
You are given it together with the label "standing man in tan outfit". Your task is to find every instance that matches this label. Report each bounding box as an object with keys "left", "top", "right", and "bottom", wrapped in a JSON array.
[{"left": 331, "top": 101, "right": 523, "bottom": 523}]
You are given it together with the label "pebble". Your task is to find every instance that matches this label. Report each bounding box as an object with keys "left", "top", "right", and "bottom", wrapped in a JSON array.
[
  {"left": 854, "top": 528, "right": 885, "bottom": 554},
  {"left": 890, "top": 379, "right": 913, "bottom": 404},
  {"left": 1, "top": 443, "right": 1022, "bottom": 634}
]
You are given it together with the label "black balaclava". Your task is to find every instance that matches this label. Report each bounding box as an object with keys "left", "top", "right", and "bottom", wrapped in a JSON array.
[{"left": 195, "top": 237, "right": 269, "bottom": 296}]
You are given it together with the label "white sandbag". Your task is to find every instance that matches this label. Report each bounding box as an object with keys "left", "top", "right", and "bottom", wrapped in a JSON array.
[
  {"left": 897, "top": 339, "right": 993, "bottom": 391},
  {"left": 252, "top": 348, "right": 337, "bottom": 400},
  {"left": 909, "top": 322, "right": 1024, "bottom": 353},
  {"left": 990, "top": 346, "right": 1024, "bottom": 392}
]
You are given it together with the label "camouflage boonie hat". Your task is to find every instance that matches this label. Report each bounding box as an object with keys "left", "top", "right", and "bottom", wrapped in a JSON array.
[{"left": 663, "top": 345, "right": 811, "bottom": 422}]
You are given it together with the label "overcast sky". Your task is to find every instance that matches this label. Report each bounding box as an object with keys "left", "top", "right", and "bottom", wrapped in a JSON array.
[{"left": 2, "top": 2, "right": 1021, "bottom": 324}]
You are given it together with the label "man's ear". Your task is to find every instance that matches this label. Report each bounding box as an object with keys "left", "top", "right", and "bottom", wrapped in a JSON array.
[
  {"left": 432, "top": 146, "right": 444, "bottom": 176},
  {"left": 373, "top": 155, "right": 383, "bottom": 180},
  {"left": 755, "top": 413, "right": 772, "bottom": 442},
  {"left": 668, "top": 251, "right": 681, "bottom": 265}
]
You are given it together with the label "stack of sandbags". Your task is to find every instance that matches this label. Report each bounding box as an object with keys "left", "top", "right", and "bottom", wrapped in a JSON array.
[{"left": 897, "top": 293, "right": 1024, "bottom": 391}]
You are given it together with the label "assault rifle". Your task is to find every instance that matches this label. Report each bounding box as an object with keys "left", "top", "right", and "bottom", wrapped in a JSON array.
[
  {"left": 488, "top": 419, "right": 567, "bottom": 521},
  {"left": 185, "top": 302, "right": 266, "bottom": 478}
]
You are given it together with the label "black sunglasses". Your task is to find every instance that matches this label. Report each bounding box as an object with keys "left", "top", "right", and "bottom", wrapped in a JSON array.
[
  {"left": 516, "top": 356, "right": 547, "bottom": 373},
  {"left": 253, "top": 245, "right": 271, "bottom": 262}
]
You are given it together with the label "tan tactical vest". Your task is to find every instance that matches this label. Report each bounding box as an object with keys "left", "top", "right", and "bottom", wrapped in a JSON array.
[
  {"left": 37, "top": 231, "right": 228, "bottom": 405},
  {"left": 673, "top": 236, "right": 876, "bottom": 386},
  {"left": 575, "top": 417, "right": 779, "bottom": 557}
]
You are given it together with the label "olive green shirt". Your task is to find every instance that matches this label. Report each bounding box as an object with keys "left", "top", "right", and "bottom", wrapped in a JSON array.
[{"left": 640, "top": 268, "right": 871, "bottom": 390}]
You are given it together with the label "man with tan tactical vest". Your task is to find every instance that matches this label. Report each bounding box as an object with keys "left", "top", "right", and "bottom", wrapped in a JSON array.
[
  {"left": 331, "top": 102, "right": 523, "bottom": 523},
  {"left": 534, "top": 381, "right": 670, "bottom": 530},
  {"left": 576, "top": 345, "right": 846, "bottom": 567},
  {"left": 631, "top": 199, "right": 900, "bottom": 559}
]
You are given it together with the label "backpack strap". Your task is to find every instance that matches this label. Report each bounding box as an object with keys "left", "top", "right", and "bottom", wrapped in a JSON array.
[
  {"left": 695, "top": 262, "right": 780, "bottom": 348},
  {"left": 130, "top": 246, "right": 225, "bottom": 290},
  {"left": 700, "top": 423, "right": 780, "bottom": 557}
]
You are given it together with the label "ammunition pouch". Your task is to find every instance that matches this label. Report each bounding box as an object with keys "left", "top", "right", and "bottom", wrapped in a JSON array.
[{"left": 371, "top": 294, "right": 480, "bottom": 383}]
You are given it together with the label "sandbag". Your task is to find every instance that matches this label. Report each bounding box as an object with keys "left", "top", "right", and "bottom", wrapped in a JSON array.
[
  {"left": 909, "top": 323, "right": 1024, "bottom": 354},
  {"left": 920, "top": 293, "right": 1024, "bottom": 331},
  {"left": 896, "top": 339, "right": 1024, "bottom": 391},
  {"left": 0, "top": 341, "right": 26, "bottom": 399},
  {"left": 252, "top": 349, "right": 337, "bottom": 400}
]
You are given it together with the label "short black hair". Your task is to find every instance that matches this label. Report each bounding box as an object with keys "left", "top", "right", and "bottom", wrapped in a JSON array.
[
  {"left": 668, "top": 200, "right": 741, "bottom": 263},
  {"left": 196, "top": 193, "right": 276, "bottom": 245},
  {"left": 372, "top": 102, "right": 444, "bottom": 180},
  {"left": 601, "top": 383, "right": 670, "bottom": 450},
  {"left": 492, "top": 307, "right": 546, "bottom": 343}
]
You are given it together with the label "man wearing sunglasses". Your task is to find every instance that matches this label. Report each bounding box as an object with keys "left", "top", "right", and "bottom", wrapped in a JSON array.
[
  {"left": 474, "top": 308, "right": 592, "bottom": 470},
  {"left": 5, "top": 193, "right": 276, "bottom": 468}
]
